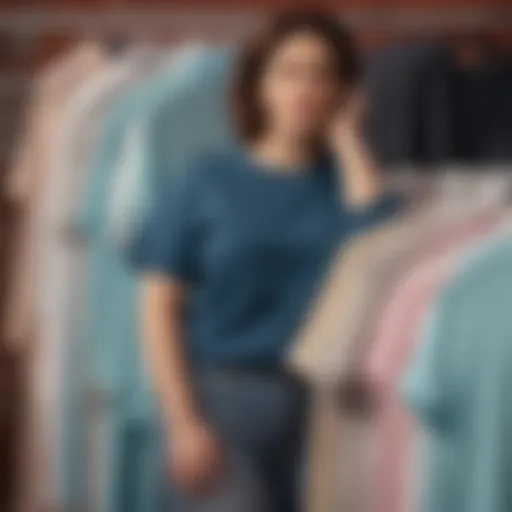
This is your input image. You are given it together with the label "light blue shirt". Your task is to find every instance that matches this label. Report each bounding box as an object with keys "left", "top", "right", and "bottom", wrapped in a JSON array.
[
  {"left": 78, "top": 45, "right": 234, "bottom": 409},
  {"left": 64, "top": 47, "right": 235, "bottom": 511},
  {"left": 402, "top": 234, "right": 512, "bottom": 512}
]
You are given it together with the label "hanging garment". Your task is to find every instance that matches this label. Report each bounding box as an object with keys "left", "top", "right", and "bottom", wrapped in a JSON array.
[
  {"left": 364, "top": 43, "right": 453, "bottom": 166},
  {"left": 293, "top": 200, "right": 438, "bottom": 512},
  {"left": 289, "top": 170, "right": 512, "bottom": 385},
  {"left": 3, "top": 41, "right": 110, "bottom": 347},
  {"left": 77, "top": 43, "right": 211, "bottom": 242},
  {"left": 363, "top": 209, "right": 505, "bottom": 512},
  {"left": 71, "top": 45, "right": 236, "bottom": 512},
  {"left": 59, "top": 48, "right": 199, "bottom": 511},
  {"left": 44, "top": 49, "right": 163, "bottom": 511},
  {"left": 4, "top": 41, "right": 112, "bottom": 512},
  {"left": 402, "top": 234, "right": 512, "bottom": 512},
  {"left": 450, "top": 55, "right": 512, "bottom": 162},
  {"left": 291, "top": 193, "right": 474, "bottom": 384},
  {"left": 292, "top": 176, "right": 512, "bottom": 512},
  {"left": 78, "top": 43, "right": 233, "bottom": 423},
  {"left": 107, "top": 46, "right": 236, "bottom": 251}
]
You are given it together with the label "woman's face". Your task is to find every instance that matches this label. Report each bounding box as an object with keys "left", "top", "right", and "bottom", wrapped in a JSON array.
[{"left": 259, "top": 31, "right": 346, "bottom": 142}]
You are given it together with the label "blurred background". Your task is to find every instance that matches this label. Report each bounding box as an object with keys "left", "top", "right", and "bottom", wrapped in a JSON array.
[{"left": 0, "top": 1, "right": 512, "bottom": 511}]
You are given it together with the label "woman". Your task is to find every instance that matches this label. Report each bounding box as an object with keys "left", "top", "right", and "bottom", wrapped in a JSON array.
[{"left": 133, "top": 11, "right": 401, "bottom": 512}]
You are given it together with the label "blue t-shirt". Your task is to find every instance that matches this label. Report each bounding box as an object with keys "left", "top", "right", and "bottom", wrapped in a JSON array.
[{"left": 131, "top": 149, "right": 401, "bottom": 367}]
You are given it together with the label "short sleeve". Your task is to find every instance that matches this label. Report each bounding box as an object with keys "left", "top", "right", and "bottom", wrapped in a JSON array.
[{"left": 127, "top": 165, "right": 202, "bottom": 283}]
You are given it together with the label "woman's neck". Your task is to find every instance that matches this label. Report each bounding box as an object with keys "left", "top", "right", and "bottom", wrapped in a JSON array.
[{"left": 250, "top": 134, "right": 315, "bottom": 174}]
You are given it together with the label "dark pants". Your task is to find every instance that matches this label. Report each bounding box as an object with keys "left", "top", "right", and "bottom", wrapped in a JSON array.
[{"left": 160, "top": 369, "right": 309, "bottom": 512}]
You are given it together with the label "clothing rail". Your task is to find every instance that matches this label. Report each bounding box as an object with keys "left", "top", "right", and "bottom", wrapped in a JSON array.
[{"left": 0, "top": 7, "right": 511, "bottom": 36}]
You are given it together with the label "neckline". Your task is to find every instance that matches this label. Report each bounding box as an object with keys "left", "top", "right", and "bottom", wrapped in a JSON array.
[{"left": 236, "top": 145, "right": 325, "bottom": 183}]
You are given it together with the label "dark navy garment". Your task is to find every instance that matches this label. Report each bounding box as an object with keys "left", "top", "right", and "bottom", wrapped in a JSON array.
[{"left": 131, "top": 149, "right": 401, "bottom": 367}]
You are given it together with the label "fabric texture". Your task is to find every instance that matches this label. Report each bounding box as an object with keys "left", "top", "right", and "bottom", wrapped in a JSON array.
[
  {"left": 450, "top": 55, "right": 512, "bottom": 162},
  {"left": 3, "top": 41, "right": 108, "bottom": 347},
  {"left": 130, "top": 150, "right": 402, "bottom": 369},
  {"left": 364, "top": 43, "right": 453, "bottom": 165},
  {"left": 364, "top": 211, "right": 502, "bottom": 512},
  {"left": 289, "top": 172, "right": 512, "bottom": 386},
  {"left": 403, "top": 234, "right": 512, "bottom": 512},
  {"left": 293, "top": 183, "right": 511, "bottom": 512},
  {"left": 71, "top": 45, "right": 235, "bottom": 512},
  {"left": 51, "top": 52, "right": 158, "bottom": 510},
  {"left": 4, "top": 41, "right": 110, "bottom": 511},
  {"left": 107, "top": 46, "right": 234, "bottom": 247},
  {"left": 159, "top": 370, "right": 309, "bottom": 512}
]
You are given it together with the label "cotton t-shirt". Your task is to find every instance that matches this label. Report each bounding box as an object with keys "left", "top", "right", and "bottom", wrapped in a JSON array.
[
  {"left": 401, "top": 236, "right": 512, "bottom": 512},
  {"left": 130, "top": 149, "right": 402, "bottom": 367}
]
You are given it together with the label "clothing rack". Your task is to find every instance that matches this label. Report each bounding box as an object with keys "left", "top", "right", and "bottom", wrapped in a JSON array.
[{"left": 0, "top": 7, "right": 511, "bottom": 36}]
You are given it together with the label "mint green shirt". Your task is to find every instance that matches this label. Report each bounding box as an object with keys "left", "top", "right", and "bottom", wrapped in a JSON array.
[{"left": 402, "top": 235, "right": 512, "bottom": 512}]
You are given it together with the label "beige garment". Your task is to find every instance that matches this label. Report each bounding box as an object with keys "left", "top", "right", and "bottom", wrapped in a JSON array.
[
  {"left": 300, "top": 205, "right": 434, "bottom": 512},
  {"left": 288, "top": 199, "right": 435, "bottom": 386},
  {"left": 293, "top": 181, "right": 511, "bottom": 512},
  {"left": 3, "top": 41, "right": 109, "bottom": 348},
  {"left": 7, "top": 42, "right": 111, "bottom": 512},
  {"left": 288, "top": 176, "right": 512, "bottom": 387}
]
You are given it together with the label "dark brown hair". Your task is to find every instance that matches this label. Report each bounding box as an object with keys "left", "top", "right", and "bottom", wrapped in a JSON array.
[{"left": 230, "top": 10, "right": 360, "bottom": 142}]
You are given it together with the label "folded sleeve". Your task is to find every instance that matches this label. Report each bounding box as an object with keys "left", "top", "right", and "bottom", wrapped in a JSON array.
[{"left": 127, "top": 165, "right": 203, "bottom": 283}]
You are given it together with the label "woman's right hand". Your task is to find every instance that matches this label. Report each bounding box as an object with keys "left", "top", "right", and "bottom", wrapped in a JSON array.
[{"left": 167, "top": 418, "right": 226, "bottom": 497}]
